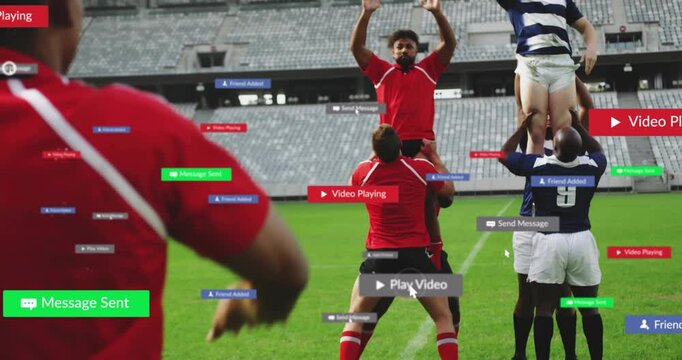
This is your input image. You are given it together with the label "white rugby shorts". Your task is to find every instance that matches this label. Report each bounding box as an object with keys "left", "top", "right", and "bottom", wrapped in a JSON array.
[
  {"left": 515, "top": 54, "right": 579, "bottom": 93},
  {"left": 528, "top": 230, "right": 601, "bottom": 286}
]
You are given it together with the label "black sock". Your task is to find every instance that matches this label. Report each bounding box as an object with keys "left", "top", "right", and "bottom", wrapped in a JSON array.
[
  {"left": 533, "top": 316, "right": 553, "bottom": 360},
  {"left": 556, "top": 313, "right": 577, "bottom": 358},
  {"left": 514, "top": 314, "right": 534, "bottom": 357},
  {"left": 582, "top": 314, "right": 603, "bottom": 360}
]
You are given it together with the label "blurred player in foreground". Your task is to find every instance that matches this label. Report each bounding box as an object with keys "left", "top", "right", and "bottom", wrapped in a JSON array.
[
  {"left": 339, "top": 125, "right": 456, "bottom": 360},
  {"left": 0, "top": 0, "right": 308, "bottom": 358},
  {"left": 500, "top": 112, "right": 606, "bottom": 360},
  {"left": 509, "top": 75, "right": 593, "bottom": 360}
]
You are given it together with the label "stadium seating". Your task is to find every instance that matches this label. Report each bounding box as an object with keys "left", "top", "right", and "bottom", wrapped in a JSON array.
[
  {"left": 225, "top": 3, "right": 411, "bottom": 70},
  {"left": 624, "top": 0, "right": 682, "bottom": 48},
  {"left": 171, "top": 102, "right": 198, "bottom": 119},
  {"left": 637, "top": 89, "right": 682, "bottom": 174},
  {"left": 195, "top": 95, "right": 631, "bottom": 187},
  {"left": 70, "top": 12, "right": 223, "bottom": 76}
]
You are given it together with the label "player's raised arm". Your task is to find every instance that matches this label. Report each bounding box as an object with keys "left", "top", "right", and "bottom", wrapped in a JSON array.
[
  {"left": 499, "top": 116, "right": 531, "bottom": 166},
  {"left": 350, "top": 0, "right": 380, "bottom": 69},
  {"left": 571, "top": 110, "right": 602, "bottom": 154},
  {"left": 571, "top": 17, "right": 597, "bottom": 75},
  {"left": 420, "top": 139, "right": 455, "bottom": 207},
  {"left": 207, "top": 208, "right": 308, "bottom": 340},
  {"left": 421, "top": 0, "right": 456, "bottom": 65}
]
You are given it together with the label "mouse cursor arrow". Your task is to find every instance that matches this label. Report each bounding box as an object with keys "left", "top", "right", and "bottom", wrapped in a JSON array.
[{"left": 408, "top": 284, "right": 418, "bottom": 299}]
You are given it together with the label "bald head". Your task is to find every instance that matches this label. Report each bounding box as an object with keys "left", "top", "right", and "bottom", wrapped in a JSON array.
[{"left": 553, "top": 127, "right": 582, "bottom": 162}]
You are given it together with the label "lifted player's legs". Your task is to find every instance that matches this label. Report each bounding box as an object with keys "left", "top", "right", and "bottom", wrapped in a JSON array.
[
  {"left": 519, "top": 76, "right": 549, "bottom": 155},
  {"left": 548, "top": 81, "right": 578, "bottom": 136}
]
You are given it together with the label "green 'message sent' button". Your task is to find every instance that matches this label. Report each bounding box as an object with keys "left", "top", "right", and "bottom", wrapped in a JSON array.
[
  {"left": 2, "top": 290, "right": 149, "bottom": 317},
  {"left": 560, "top": 297, "right": 614, "bottom": 308},
  {"left": 161, "top": 168, "right": 232, "bottom": 181},
  {"left": 611, "top": 166, "right": 662, "bottom": 177}
]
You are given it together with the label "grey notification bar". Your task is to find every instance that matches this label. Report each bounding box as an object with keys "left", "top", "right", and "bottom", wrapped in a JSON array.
[
  {"left": 325, "top": 102, "right": 386, "bottom": 115},
  {"left": 321, "top": 313, "right": 377, "bottom": 323},
  {"left": 359, "top": 274, "right": 462, "bottom": 298},
  {"left": 75, "top": 244, "right": 115, "bottom": 254},
  {"left": 476, "top": 217, "right": 560, "bottom": 232}
]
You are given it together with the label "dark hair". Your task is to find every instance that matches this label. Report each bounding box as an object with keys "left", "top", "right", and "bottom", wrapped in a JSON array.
[
  {"left": 372, "top": 124, "right": 401, "bottom": 162},
  {"left": 387, "top": 29, "right": 419, "bottom": 48},
  {"left": 0, "top": 0, "right": 47, "bottom": 53}
]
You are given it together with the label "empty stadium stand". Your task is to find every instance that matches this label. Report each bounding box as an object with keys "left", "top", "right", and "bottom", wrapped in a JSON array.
[
  {"left": 190, "top": 94, "right": 634, "bottom": 194},
  {"left": 70, "top": 12, "right": 223, "bottom": 76},
  {"left": 638, "top": 89, "right": 682, "bottom": 175},
  {"left": 171, "top": 102, "right": 198, "bottom": 119},
  {"left": 624, "top": 0, "right": 682, "bottom": 49}
]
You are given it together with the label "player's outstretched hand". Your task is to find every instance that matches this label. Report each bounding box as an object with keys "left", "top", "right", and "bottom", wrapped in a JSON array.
[
  {"left": 420, "top": 0, "right": 441, "bottom": 13},
  {"left": 206, "top": 280, "right": 258, "bottom": 341},
  {"left": 580, "top": 46, "right": 597, "bottom": 75},
  {"left": 362, "top": 0, "right": 381, "bottom": 12}
]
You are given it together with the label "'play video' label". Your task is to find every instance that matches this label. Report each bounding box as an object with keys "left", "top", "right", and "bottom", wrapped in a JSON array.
[
  {"left": 607, "top": 246, "right": 671, "bottom": 259},
  {"left": 322, "top": 313, "right": 377, "bottom": 323},
  {"left": 531, "top": 176, "right": 595, "bottom": 187},
  {"left": 477, "top": 216, "right": 560, "bottom": 232},
  {"left": 75, "top": 244, "right": 115, "bottom": 254},
  {"left": 307, "top": 186, "right": 398, "bottom": 203},
  {"left": 589, "top": 109, "right": 682, "bottom": 136},
  {"left": 326, "top": 103, "right": 386, "bottom": 115},
  {"left": 200, "top": 123, "right": 247, "bottom": 133},
  {"left": 359, "top": 274, "right": 462, "bottom": 298}
]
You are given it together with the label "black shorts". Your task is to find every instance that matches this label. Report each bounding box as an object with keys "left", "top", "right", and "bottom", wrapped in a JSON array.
[
  {"left": 401, "top": 139, "right": 423, "bottom": 158},
  {"left": 359, "top": 247, "right": 439, "bottom": 274}
]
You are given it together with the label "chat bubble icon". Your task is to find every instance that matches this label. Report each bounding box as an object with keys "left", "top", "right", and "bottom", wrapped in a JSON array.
[
  {"left": 21, "top": 298, "right": 37, "bottom": 310},
  {"left": 332, "top": 106, "right": 340, "bottom": 111},
  {"left": 327, "top": 315, "right": 335, "bottom": 321},
  {"left": 486, "top": 221, "right": 496, "bottom": 228},
  {"left": 169, "top": 171, "right": 178, "bottom": 178},
  {"left": 566, "top": 300, "right": 574, "bottom": 305},
  {"left": 617, "top": 168, "right": 623, "bottom": 174}
]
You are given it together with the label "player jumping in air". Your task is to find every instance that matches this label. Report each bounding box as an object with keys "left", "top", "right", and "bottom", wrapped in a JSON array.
[
  {"left": 500, "top": 112, "right": 606, "bottom": 360},
  {"left": 497, "top": 0, "right": 597, "bottom": 156},
  {"left": 339, "top": 124, "right": 456, "bottom": 360},
  {"left": 350, "top": 0, "right": 461, "bottom": 354}
]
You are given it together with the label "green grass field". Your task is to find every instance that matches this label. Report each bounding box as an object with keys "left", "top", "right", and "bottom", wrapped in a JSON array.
[{"left": 163, "top": 193, "right": 682, "bottom": 359}]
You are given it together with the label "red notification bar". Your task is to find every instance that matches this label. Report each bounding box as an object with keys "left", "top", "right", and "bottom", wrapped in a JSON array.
[
  {"left": 589, "top": 109, "right": 682, "bottom": 136},
  {"left": 0, "top": 6, "right": 49, "bottom": 28},
  {"left": 470, "top": 151, "right": 504, "bottom": 159},
  {"left": 200, "top": 123, "right": 247, "bottom": 133},
  {"left": 307, "top": 186, "right": 399, "bottom": 203},
  {"left": 607, "top": 246, "right": 671, "bottom": 259},
  {"left": 42, "top": 150, "right": 81, "bottom": 160}
]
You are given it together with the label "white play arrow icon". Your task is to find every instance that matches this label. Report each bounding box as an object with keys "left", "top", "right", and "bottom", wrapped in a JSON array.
[
  {"left": 611, "top": 117, "right": 621, "bottom": 128},
  {"left": 616, "top": 250, "right": 621, "bottom": 255},
  {"left": 375, "top": 280, "right": 385, "bottom": 290},
  {"left": 321, "top": 191, "right": 327, "bottom": 198}
]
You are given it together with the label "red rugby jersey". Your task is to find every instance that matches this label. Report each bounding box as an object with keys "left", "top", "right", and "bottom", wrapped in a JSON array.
[
  {"left": 362, "top": 52, "right": 448, "bottom": 141},
  {"left": 0, "top": 47, "right": 269, "bottom": 359},
  {"left": 351, "top": 156, "right": 444, "bottom": 249}
]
